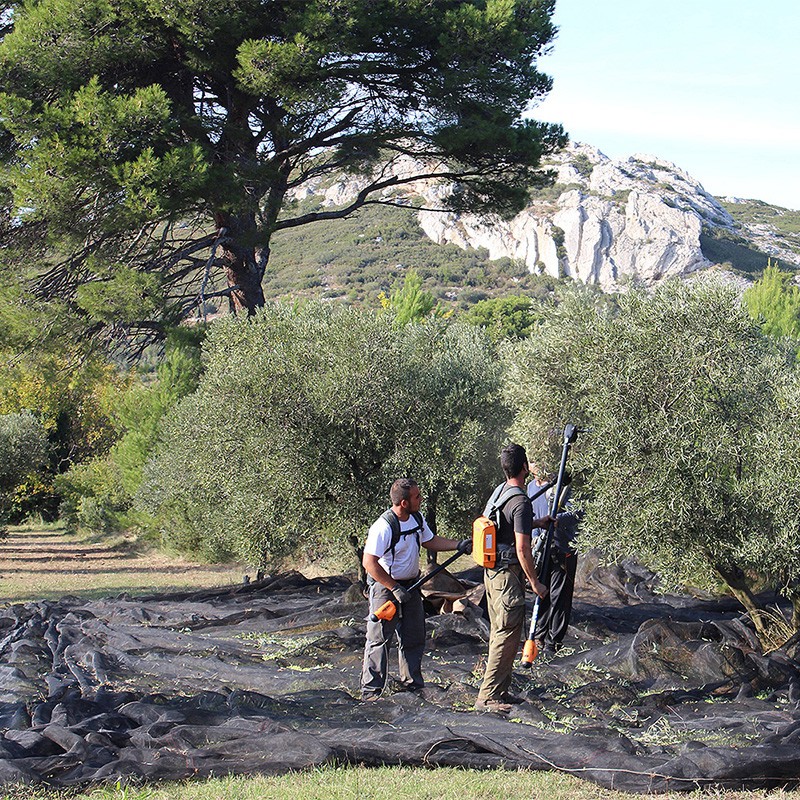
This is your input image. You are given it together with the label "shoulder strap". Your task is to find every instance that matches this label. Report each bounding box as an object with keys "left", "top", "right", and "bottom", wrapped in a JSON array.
[
  {"left": 495, "top": 486, "right": 526, "bottom": 509},
  {"left": 484, "top": 482, "right": 526, "bottom": 518},
  {"left": 381, "top": 509, "right": 424, "bottom": 557},
  {"left": 381, "top": 509, "right": 400, "bottom": 555},
  {"left": 482, "top": 482, "right": 506, "bottom": 517}
]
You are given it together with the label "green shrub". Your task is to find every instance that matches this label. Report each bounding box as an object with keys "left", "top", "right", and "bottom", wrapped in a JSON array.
[
  {"left": 56, "top": 328, "right": 204, "bottom": 535},
  {"left": 137, "top": 303, "right": 509, "bottom": 567},
  {"left": 744, "top": 260, "right": 800, "bottom": 340},
  {"left": 461, "top": 294, "right": 548, "bottom": 342},
  {"left": 55, "top": 456, "right": 129, "bottom": 534},
  {"left": 0, "top": 412, "right": 49, "bottom": 523},
  {"left": 572, "top": 152, "right": 595, "bottom": 179}
]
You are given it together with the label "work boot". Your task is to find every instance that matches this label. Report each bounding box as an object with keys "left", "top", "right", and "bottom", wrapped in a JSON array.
[
  {"left": 474, "top": 698, "right": 512, "bottom": 713},
  {"left": 404, "top": 686, "right": 446, "bottom": 703},
  {"left": 397, "top": 681, "right": 425, "bottom": 693},
  {"left": 536, "top": 640, "right": 557, "bottom": 661}
]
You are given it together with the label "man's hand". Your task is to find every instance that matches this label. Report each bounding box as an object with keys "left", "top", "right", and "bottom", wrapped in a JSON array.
[
  {"left": 533, "top": 515, "right": 553, "bottom": 528},
  {"left": 456, "top": 538, "right": 473, "bottom": 555},
  {"left": 532, "top": 579, "right": 549, "bottom": 599},
  {"left": 391, "top": 585, "right": 411, "bottom": 604}
]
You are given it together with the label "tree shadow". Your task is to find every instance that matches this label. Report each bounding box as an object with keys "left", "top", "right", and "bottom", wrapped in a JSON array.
[
  {"left": 9, "top": 564, "right": 238, "bottom": 576},
  {"left": 0, "top": 553, "right": 131, "bottom": 563}
]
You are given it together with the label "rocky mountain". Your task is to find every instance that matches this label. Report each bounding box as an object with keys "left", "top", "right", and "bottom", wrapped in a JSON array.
[{"left": 294, "top": 142, "right": 800, "bottom": 292}]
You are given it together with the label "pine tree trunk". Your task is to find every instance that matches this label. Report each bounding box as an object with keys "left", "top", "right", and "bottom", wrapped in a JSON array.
[{"left": 214, "top": 211, "right": 266, "bottom": 314}]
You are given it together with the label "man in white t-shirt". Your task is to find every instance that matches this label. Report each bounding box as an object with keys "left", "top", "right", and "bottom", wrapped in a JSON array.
[{"left": 360, "top": 477, "right": 470, "bottom": 701}]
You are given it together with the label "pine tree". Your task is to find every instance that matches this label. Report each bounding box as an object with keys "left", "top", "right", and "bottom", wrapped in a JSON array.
[
  {"left": 744, "top": 259, "right": 800, "bottom": 339},
  {"left": 0, "top": 0, "right": 565, "bottom": 346}
]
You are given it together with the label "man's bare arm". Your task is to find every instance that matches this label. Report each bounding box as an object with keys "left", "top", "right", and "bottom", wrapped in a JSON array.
[
  {"left": 516, "top": 533, "right": 548, "bottom": 598},
  {"left": 362, "top": 552, "right": 397, "bottom": 590}
]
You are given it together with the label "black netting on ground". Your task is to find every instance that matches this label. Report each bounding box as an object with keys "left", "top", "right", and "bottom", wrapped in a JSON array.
[{"left": 2, "top": 555, "right": 800, "bottom": 792}]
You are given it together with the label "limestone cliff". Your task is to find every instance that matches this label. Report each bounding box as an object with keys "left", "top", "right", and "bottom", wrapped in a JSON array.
[
  {"left": 417, "top": 143, "right": 736, "bottom": 290},
  {"left": 290, "top": 142, "right": 799, "bottom": 290}
]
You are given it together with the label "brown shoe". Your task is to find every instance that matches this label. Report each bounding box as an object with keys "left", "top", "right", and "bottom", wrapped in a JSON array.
[
  {"left": 474, "top": 698, "right": 512, "bottom": 713},
  {"left": 361, "top": 693, "right": 381, "bottom": 702}
]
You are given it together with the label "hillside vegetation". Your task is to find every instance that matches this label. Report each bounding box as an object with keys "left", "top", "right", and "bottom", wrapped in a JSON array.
[
  {"left": 266, "top": 202, "right": 557, "bottom": 309},
  {"left": 719, "top": 198, "right": 800, "bottom": 270}
]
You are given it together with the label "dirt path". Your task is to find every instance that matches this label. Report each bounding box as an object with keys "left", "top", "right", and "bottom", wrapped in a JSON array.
[{"left": 0, "top": 526, "right": 245, "bottom": 603}]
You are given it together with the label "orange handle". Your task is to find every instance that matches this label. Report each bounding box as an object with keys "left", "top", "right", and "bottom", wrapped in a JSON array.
[
  {"left": 520, "top": 638, "right": 538, "bottom": 667},
  {"left": 369, "top": 600, "right": 397, "bottom": 622}
]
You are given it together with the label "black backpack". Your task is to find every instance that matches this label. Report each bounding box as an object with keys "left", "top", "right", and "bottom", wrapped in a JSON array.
[{"left": 381, "top": 509, "right": 425, "bottom": 560}]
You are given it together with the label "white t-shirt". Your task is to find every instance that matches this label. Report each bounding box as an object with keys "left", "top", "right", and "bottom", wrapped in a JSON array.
[{"left": 364, "top": 513, "right": 434, "bottom": 581}]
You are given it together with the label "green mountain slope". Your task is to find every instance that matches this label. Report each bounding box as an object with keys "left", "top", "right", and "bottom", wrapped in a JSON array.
[{"left": 266, "top": 202, "right": 558, "bottom": 309}]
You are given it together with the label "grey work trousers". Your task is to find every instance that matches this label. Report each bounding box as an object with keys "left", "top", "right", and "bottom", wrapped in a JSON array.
[
  {"left": 360, "top": 578, "right": 426, "bottom": 698},
  {"left": 478, "top": 564, "right": 525, "bottom": 702}
]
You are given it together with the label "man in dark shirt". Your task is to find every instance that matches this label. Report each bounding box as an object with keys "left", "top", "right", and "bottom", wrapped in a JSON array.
[
  {"left": 533, "top": 477, "right": 580, "bottom": 657},
  {"left": 476, "top": 443, "right": 549, "bottom": 713}
]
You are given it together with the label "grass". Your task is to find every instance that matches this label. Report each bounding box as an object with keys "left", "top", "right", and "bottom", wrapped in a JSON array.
[
  {"left": 0, "top": 524, "right": 245, "bottom": 603},
  {"left": 0, "top": 769, "right": 602, "bottom": 800},
  {"left": 5, "top": 766, "right": 800, "bottom": 800}
]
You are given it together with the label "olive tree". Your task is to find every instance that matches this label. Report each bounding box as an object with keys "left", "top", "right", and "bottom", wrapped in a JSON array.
[
  {"left": 138, "top": 302, "right": 509, "bottom": 567},
  {"left": 506, "top": 278, "right": 800, "bottom": 646},
  {"left": 0, "top": 411, "right": 49, "bottom": 523}
]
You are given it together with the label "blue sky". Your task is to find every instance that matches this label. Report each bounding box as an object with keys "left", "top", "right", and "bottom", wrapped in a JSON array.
[{"left": 531, "top": 1, "right": 800, "bottom": 210}]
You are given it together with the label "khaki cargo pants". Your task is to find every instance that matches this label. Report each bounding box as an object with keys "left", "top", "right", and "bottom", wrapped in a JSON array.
[{"left": 478, "top": 564, "right": 525, "bottom": 702}]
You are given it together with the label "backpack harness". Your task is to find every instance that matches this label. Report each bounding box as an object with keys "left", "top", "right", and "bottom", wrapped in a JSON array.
[
  {"left": 380, "top": 509, "right": 425, "bottom": 579},
  {"left": 472, "top": 482, "right": 527, "bottom": 568}
]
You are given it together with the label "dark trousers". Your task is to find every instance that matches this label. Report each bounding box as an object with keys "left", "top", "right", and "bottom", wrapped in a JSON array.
[
  {"left": 360, "top": 578, "right": 425, "bottom": 697},
  {"left": 534, "top": 550, "right": 577, "bottom": 649}
]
